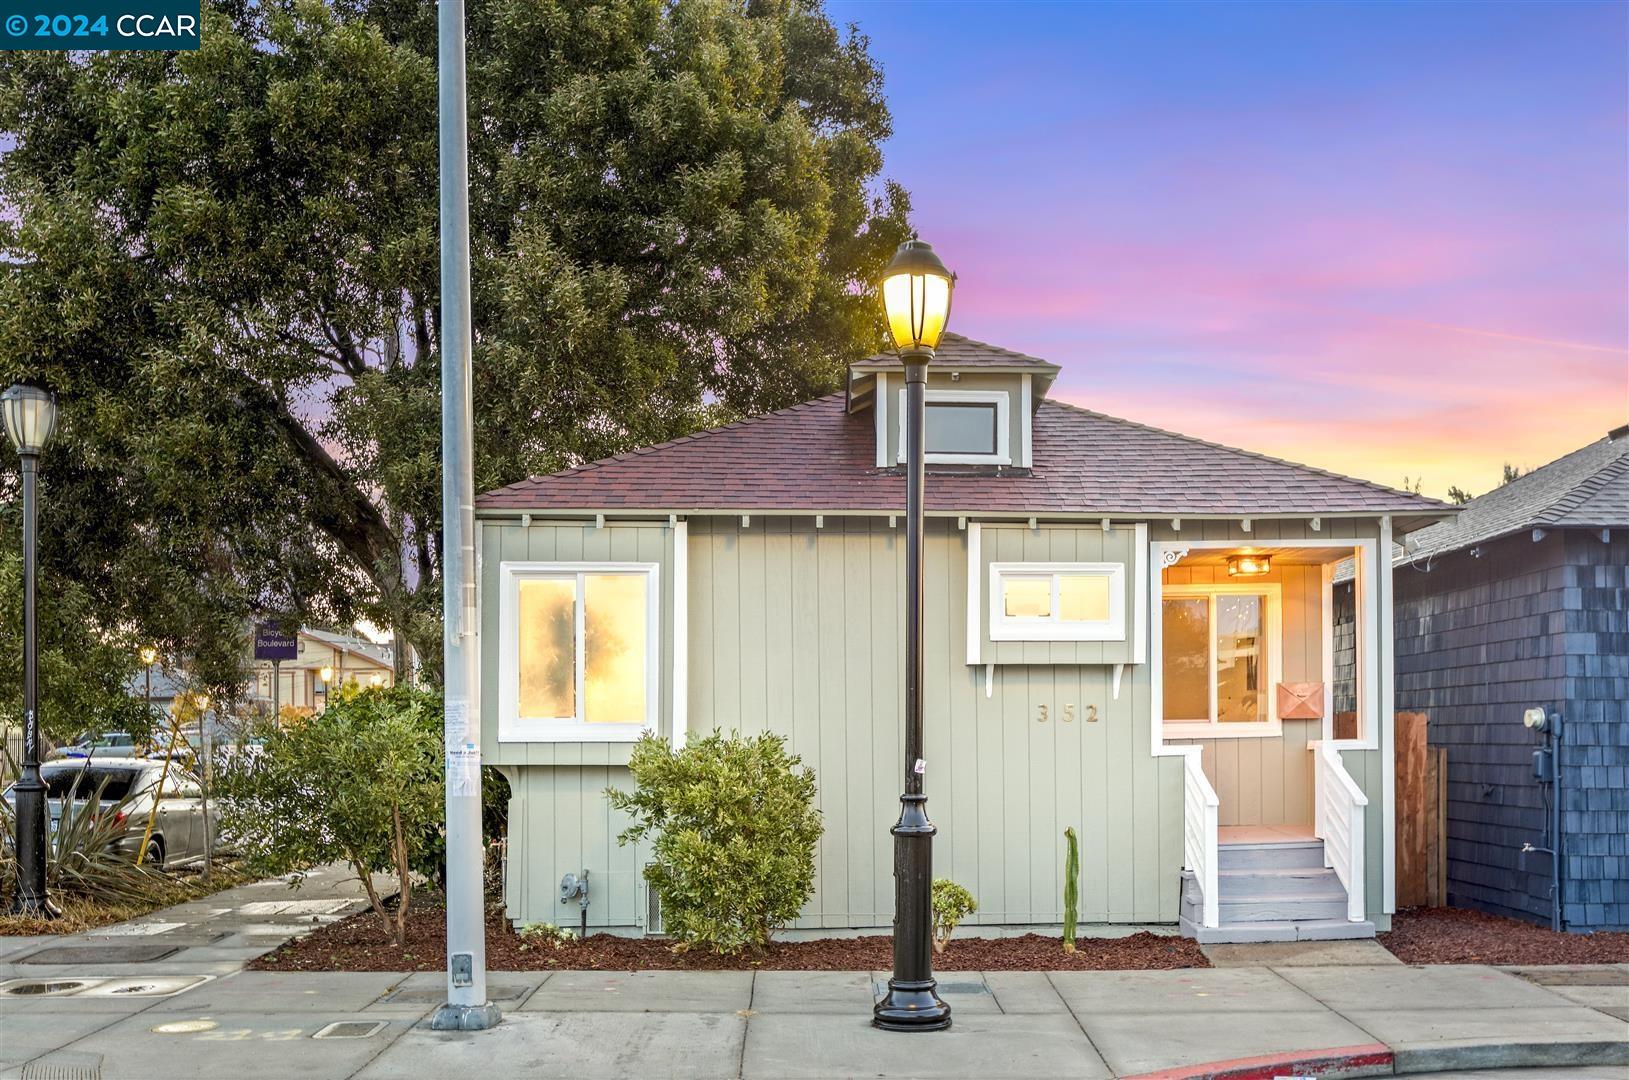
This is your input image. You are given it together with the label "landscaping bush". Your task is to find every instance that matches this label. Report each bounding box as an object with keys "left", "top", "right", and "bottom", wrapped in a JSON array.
[
  {"left": 607, "top": 731, "right": 822, "bottom": 954},
  {"left": 216, "top": 684, "right": 442, "bottom": 945},
  {"left": 931, "top": 878, "right": 977, "bottom": 953}
]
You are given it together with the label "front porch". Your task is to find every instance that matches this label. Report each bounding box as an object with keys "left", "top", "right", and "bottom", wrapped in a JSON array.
[{"left": 1150, "top": 532, "right": 1393, "bottom": 944}]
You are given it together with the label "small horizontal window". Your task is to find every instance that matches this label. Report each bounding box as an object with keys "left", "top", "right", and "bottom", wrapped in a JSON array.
[
  {"left": 899, "top": 389, "right": 1011, "bottom": 464},
  {"left": 989, "top": 562, "right": 1125, "bottom": 642}
]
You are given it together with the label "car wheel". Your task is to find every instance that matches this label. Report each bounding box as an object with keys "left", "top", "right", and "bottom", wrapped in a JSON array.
[{"left": 145, "top": 837, "right": 164, "bottom": 868}]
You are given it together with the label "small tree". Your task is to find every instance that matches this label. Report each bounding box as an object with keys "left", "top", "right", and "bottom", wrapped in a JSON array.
[
  {"left": 931, "top": 879, "right": 977, "bottom": 953},
  {"left": 608, "top": 731, "right": 821, "bottom": 954},
  {"left": 216, "top": 684, "right": 442, "bottom": 946}
]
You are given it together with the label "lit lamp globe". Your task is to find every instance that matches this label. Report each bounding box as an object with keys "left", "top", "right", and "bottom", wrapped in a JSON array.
[
  {"left": 1, "top": 383, "right": 57, "bottom": 456},
  {"left": 880, "top": 241, "right": 955, "bottom": 356}
]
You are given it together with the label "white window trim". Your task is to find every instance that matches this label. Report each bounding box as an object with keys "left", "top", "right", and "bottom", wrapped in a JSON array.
[
  {"left": 898, "top": 388, "right": 1011, "bottom": 465},
  {"left": 1160, "top": 582, "right": 1282, "bottom": 739},
  {"left": 497, "top": 561, "right": 660, "bottom": 743},
  {"left": 988, "top": 561, "right": 1126, "bottom": 642}
]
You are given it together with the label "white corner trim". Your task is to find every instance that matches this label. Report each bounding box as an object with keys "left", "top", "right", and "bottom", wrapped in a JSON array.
[
  {"left": 984, "top": 662, "right": 994, "bottom": 698},
  {"left": 671, "top": 521, "right": 688, "bottom": 750},
  {"left": 1379, "top": 514, "right": 1397, "bottom": 914},
  {"left": 897, "top": 387, "right": 1012, "bottom": 465},
  {"left": 1112, "top": 662, "right": 1124, "bottom": 700},
  {"left": 965, "top": 522, "right": 982, "bottom": 665},
  {"left": 1019, "top": 373, "right": 1033, "bottom": 467},
  {"left": 1133, "top": 523, "right": 1149, "bottom": 665},
  {"left": 874, "top": 371, "right": 888, "bottom": 468}
]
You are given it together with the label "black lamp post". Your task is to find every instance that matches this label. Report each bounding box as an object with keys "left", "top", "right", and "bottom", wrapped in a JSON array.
[
  {"left": 873, "top": 240, "right": 955, "bottom": 1032},
  {"left": 4, "top": 382, "right": 59, "bottom": 917}
]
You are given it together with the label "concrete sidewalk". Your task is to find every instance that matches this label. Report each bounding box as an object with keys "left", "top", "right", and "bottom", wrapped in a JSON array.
[{"left": 1, "top": 962, "right": 1623, "bottom": 1078}]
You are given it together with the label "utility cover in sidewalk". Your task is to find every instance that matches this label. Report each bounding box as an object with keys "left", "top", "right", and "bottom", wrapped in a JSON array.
[
  {"left": 85, "top": 922, "right": 185, "bottom": 937},
  {"left": 313, "top": 1021, "right": 387, "bottom": 1040},
  {"left": 19, "top": 943, "right": 180, "bottom": 964},
  {"left": 78, "top": 976, "right": 211, "bottom": 997},
  {"left": 19, "top": 1049, "right": 102, "bottom": 1080},
  {"left": 0, "top": 978, "right": 99, "bottom": 997}
]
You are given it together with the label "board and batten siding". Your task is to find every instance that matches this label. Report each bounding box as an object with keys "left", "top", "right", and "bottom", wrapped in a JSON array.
[
  {"left": 1165, "top": 562, "right": 1325, "bottom": 827},
  {"left": 687, "top": 516, "right": 1184, "bottom": 928},
  {"left": 477, "top": 520, "right": 680, "bottom": 931}
]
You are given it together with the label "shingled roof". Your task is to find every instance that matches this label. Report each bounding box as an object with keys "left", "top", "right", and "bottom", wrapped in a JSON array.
[
  {"left": 1401, "top": 426, "right": 1629, "bottom": 560},
  {"left": 849, "top": 333, "right": 1060, "bottom": 373},
  {"left": 479, "top": 389, "right": 1450, "bottom": 519}
]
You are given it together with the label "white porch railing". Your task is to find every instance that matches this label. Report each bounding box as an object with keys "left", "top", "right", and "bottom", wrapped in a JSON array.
[
  {"left": 1181, "top": 750, "right": 1220, "bottom": 929},
  {"left": 1314, "top": 742, "right": 1368, "bottom": 922}
]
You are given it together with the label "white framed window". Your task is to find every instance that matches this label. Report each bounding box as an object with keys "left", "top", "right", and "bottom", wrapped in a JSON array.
[
  {"left": 988, "top": 561, "right": 1126, "bottom": 642},
  {"left": 898, "top": 388, "right": 1011, "bottom": 464},
  {"left": 498, "top": 562, "right": 660, "bottom": 742},
  {"left": 1161, "top": 583, "right": 1281, "bottom": 738}
]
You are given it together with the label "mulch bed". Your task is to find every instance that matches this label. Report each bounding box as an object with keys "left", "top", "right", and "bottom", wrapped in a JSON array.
[
  {"left": 251, "top": 900, "right": 1209, "bottom": 973},
  {"left": 1379, "top": 906, "right": 1629, "bottom": 965}
]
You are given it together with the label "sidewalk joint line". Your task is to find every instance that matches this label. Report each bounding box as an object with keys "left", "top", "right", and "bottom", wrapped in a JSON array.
[{"left": 1045, "top": 970, "right": 1112, "bottom": 1075}]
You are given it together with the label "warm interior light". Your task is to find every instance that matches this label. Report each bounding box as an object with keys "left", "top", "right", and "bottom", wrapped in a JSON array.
[
  {"left": 1226, "top": 554, "right": 1272, "bottom": 577},
  {"left": 880, "top": 241, "right": 955, "bottom": 353}
]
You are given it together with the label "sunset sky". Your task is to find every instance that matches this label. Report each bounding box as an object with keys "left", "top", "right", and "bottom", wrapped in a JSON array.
[{"left": 831, "top": 1, "right": 1628, "bottom": 498}]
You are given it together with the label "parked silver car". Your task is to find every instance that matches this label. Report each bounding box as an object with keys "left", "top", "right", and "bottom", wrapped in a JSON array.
[{"left": 2, "top": 757, "right": 215, "bottom": 869}]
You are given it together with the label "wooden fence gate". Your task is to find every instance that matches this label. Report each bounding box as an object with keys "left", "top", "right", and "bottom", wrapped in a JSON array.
[{"left": 1396, "top": 710, "right": 1448, "bottom": 907}]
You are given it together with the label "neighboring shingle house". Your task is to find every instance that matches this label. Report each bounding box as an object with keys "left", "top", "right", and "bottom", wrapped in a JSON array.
[
  {"left": 1336, "top": 426, "right": 1629, "bottom": 931},
  {"left": 476, "top": 334, "right": 1450, "bottom": 942}
]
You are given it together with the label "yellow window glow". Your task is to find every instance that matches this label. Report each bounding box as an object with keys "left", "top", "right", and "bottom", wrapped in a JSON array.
[
  {"left": 517, "top": 578, "right": 575, "bottom": 720},
  {"left": 1002, "top": 576, "right": 1051, "bottom": 618},
  {"left": 1058, "top": 574, "right": 1111, "bottom": 622},
  {"left": 1162, "top": 597, "right": 1210, "bottom": 722},
  {"left": 584, "top": 574, "right": 647, "bottom": 724}
]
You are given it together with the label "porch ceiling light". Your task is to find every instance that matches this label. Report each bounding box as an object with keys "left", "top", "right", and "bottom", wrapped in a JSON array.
[
  {"left": 1227, "top": 554, "right": 1271, "bottom": 577},
  {"left": 1, "top": 383, "right": 57, "bottom": 456},
  {"left": 881, "top": 240, "right": 955, "bottom": 355}
]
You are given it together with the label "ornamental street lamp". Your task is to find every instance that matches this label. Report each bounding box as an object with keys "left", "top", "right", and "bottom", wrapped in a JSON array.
[
  {"left": 873, "top": 240, "right": 955, "bottom": 1032},
  {"left": 140, "top": 646, "right": 158, "bottom": 726},
  {"left": 3, "top": 382, "right": 59, "bottom": 917}
]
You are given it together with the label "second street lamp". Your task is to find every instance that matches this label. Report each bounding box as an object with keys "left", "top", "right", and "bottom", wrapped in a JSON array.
[
  {"left": 873, "top": 240, "right": 955, "bottom": 1032},
  {"left": 3, "top": 382, "right": 59, "bottom": 917}
]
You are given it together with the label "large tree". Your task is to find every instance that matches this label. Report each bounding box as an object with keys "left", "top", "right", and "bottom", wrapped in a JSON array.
[{"left": 0, "top": 0, "right": 910, "bottom": 685}]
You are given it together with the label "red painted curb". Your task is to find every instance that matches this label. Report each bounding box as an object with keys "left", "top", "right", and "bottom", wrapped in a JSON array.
[{"left": 1120, "top": 1042, "right": 1394, "bottom": 1080}]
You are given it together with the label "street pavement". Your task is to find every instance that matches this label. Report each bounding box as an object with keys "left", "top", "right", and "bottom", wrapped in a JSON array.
[{"left": 1, "top": 874, "right": 1625, "bottom": 1079}]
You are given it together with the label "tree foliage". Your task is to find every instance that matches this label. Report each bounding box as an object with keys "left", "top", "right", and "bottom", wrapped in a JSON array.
[
  {"left": 0, "top": 0, "right": 910, "bottom": 684},
  {"left": 215, "top": 683, "right": 443, "bottom": 944},
  {"left": 609, "top": 730, "right": 821, "bottom": 954},
  {"left": 930, "top": 877, "right": 976, "bottom": 954}
]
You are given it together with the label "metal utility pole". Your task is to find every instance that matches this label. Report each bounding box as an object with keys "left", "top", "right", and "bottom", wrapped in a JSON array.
[{"left": 430, "top": 0, "right": 499, "bottom": 1032}]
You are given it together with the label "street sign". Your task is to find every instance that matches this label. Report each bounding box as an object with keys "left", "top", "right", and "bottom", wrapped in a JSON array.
[{"left": 253, "top": 624, "right": 297, "bottom": 661}]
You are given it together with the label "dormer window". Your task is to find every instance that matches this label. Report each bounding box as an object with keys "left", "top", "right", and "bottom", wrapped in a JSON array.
[{"left": 898, "top": 388, "right": 1011, "bottom": 465}]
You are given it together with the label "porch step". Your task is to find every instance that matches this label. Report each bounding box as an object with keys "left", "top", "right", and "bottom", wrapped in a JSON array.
[
  {"left": 1180, "top": 916, "right": 1378, "bottom": 944},
  {"left": 1217, "top": 866, "right": 1347, "bottom": 901},
  {"left": 1217, "top": 840, "right": 1325, "bottom": 871}
]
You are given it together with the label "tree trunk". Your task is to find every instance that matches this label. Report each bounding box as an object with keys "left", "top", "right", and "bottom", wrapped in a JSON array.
[
  {"left": 391, "top": 806, "right": 413, "bottom": 948},
  {"left": 346, "top": 848, "right": 392, "bottom": 940}
]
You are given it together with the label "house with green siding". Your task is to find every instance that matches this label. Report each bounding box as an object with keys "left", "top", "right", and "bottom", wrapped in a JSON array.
[{"left": 474, "top": 335, "right": 1451, "bottom": 943}]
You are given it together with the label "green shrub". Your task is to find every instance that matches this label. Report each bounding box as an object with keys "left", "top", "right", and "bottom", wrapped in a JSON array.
[
  {"left": 216, "top": 684, "right": 442, "bottom": 945},
  {"left": 1062, "top": 826, "right": 1080, "bottom": 953},
  {"left": 931, "top": 878, "right": 977, "bottom": 953},
  {"left": 607, "top": 731, "right": 821, "bottom": 954}
]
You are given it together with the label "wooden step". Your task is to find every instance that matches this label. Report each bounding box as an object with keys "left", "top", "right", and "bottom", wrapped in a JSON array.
[
  {"left": 1217, "top": 866, "right": 1346, "bottom": 901},
  {"left": 1217, "top": 840, "right": 1325, "bottom": 871},
  {"left": 1219, "top": 892, "right": 1349, "bottom": 923}
]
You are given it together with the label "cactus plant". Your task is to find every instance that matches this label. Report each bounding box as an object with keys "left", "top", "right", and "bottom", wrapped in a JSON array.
[{"left": 1062, "top": 826, "right": 1080, "bottom": 953}]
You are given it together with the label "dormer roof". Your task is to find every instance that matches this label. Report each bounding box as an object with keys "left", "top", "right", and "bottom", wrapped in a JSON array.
[{"left": 847, "top": 333, "right": 1059, "bottom": 412}]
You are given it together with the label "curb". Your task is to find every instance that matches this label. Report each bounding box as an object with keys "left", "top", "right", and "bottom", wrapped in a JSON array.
[
  {"left": 1119, "top": 1036, "right": 1629, "bottom": 1080},
  {"left": 1391, "top": 1038, "right": 1629, "bottom": 1075},
  {"left": 1120, "top": 1043, "right": 1394, "bottom": 1080}
]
